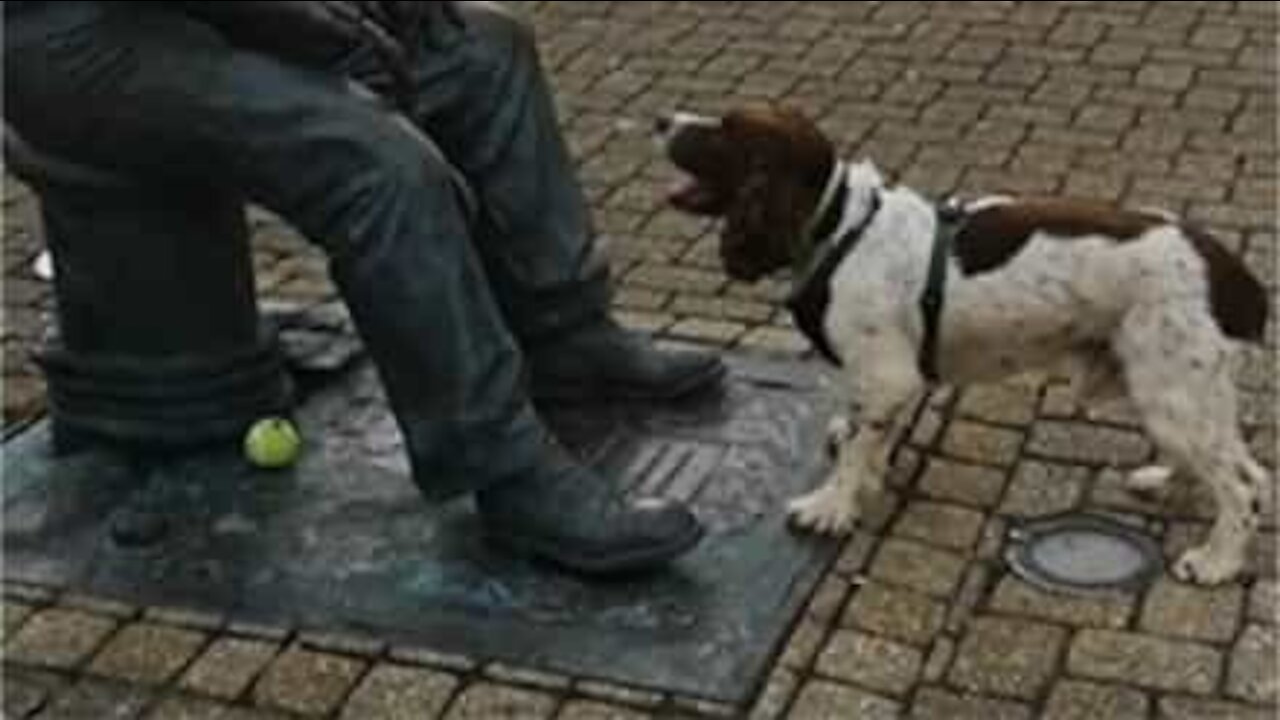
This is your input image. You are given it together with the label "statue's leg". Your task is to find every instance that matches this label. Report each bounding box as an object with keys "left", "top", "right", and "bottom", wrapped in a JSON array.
[
  {"left": 4, "top": 3, "right": 543, "bottom": 501},
  {"left": 336, "top": 2, "right": 606, "bottom": 342},
  {"left": 5, "top": 4, "right": 705, "bottom": 575},
  {"left": 338, "top": 2, "right": 726, "bottom": 402}
]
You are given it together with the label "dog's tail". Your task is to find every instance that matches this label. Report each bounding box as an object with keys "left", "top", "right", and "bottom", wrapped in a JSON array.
[{"left": 1182, "top": 224, "right": 1270, "bottom": 343}]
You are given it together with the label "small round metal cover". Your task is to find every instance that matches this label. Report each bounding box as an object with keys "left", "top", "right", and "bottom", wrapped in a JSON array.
[{"left": 1004, "top": 513, "right": 1162, "bottom": 596}]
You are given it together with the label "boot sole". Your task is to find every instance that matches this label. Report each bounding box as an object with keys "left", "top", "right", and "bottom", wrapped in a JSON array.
[{"left": 483, "top": 521, "right": 706, "bottom": 576}]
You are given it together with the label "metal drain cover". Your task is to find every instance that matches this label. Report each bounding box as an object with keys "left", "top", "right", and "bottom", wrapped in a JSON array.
[{"left": 1005, "top": 513, "right": 1162, "bottom": 595}]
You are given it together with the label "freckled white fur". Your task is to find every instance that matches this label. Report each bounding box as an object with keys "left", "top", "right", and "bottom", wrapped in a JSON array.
[{"left": 790, "top": 160, "right": 1268, "bottom": 586}]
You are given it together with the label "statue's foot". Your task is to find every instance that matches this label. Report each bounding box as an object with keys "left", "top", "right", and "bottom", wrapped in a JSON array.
[
  {"left": 476, "top": 445, "right": 704, "bottom": 575},
  {"left": 526, "top": 316, "right": 725, "bottom": 403}
]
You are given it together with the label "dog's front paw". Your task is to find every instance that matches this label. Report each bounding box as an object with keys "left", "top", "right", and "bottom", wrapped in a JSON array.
[
  {"left": 1172, "top": 546, "right": 1244, "bottom": 586},
  {"left": 788, "top": 484, "right": 857, "bottom": 536}
]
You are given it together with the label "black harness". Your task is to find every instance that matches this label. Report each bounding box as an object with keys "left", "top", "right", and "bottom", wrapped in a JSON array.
[{"left": 785, "top": 186, "right": 968, "bottom": 383}]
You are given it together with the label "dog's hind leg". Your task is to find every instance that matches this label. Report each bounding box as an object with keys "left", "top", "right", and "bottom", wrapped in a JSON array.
[
  {"left": 1115, "top": 306, "right": 1264, "bottom": 585},
  {"left": 790, "top": 330, "right": 923, "bottom": 536}
]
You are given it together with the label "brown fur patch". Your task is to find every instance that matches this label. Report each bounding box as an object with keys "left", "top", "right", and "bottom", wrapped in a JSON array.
[
  {"left": 1182, "top": 224, "right": 1269, "bottom": 342},
  {"left": 953, "top": 199, "right": 1163, "bottom": 275},
  {"left": 954, "top": 199, "right": 1269, "bottom": 342}
]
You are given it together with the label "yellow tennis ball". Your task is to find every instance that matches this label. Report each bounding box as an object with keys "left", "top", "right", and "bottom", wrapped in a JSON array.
[{"left": 244, "top": 417, "right": 302, "bottom": 469}]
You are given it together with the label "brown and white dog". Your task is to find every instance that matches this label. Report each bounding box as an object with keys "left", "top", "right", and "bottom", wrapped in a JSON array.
[{"left": 658, "top": 105, "right": 1270, "bottom": 585}]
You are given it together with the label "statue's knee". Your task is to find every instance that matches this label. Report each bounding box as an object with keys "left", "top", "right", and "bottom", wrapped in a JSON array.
[
  {"left": 313, "top": 124, "right": 456, "bottom": 254},
  {"left": 457, "top": 1, "right": 537, "bottom": 57}
]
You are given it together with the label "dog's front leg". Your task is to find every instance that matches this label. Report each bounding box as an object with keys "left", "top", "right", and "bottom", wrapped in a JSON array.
[{"left": 790, "top": 333, "right": 923, "bottom": 536}]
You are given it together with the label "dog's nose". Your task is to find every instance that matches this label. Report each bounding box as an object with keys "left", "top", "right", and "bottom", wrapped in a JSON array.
[{"left": 653, "top": 115, "right": 672, "bottom": 135}]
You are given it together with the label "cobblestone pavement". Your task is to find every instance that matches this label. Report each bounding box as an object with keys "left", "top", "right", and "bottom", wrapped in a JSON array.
[{"left": 3, "top": 2, "right": 1277, "bottom": 718}]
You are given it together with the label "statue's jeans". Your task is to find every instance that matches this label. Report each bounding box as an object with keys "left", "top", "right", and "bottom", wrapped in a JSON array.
[{"left": 5, "top": 1, "right": 612, "bottom": 500}]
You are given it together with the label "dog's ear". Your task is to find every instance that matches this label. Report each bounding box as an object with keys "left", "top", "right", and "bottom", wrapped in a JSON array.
[
  {"left": 723, "top": 164, "right": 808, "bottom": 274},
  {"left": 723, "top": 169, "right": 769, "bottom": 253}
]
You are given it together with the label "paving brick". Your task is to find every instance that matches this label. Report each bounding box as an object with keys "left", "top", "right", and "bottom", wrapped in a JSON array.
[
  {"left": 443, "top": 683, "right": 557, "bottom": 720},
  {"left": 906, "top": 406, "right": 946, "bottom": 449},
  {"left": 816, "top": 631, "right": 924, "bottom": 698},
  {"left": 1158, "top": 696, "right": 1273, "bottom": 720},
  {"left": 892, "top": 501, "right": 986, "bottom": 552},
  {"left": 38, "top": 678, "right": 154, "bottom": 720},
  {"left": 738, "top": 327, "right": 808, "bottom": 356},
  {"left": 340, "top": 664, "right": 458, "bottom": 720},
  {"left": 1027, "top": 421, "right": 1152, "bottom": 466},
  {"left": 921, "top": 636, "right": 955, "bottom": 684},
  {"left": 748, "top": 667, "right": 799, "bottom": 720},
  {"left": 946, "top": 563, "right": 996, "bottom": 634},
  {"left": 669, "top": 295, "right": 773, "bottom": 325},
  {"left": 1248, "top": 579, "right": 1277, "bottom": 625},
  {"left": 614, "top": 311, "right": 675, "bottom": 335},
  {"left": 1140, "top": 579, "right": 1245, "bottom": 643},
  {"left": 1043, "top": 680, "right": 1149, "bottom": 720},
  {"left": 612, "top": 288, "right": 669, "bottom": 312},
  {"left": 3, "top": 668, "right": 69, "bottom": 719},
  {"left": 779, "top": 618, "right": 827, "bottom": 670},
  {"left": 950, "top": 617, "right": 1068, "bottom": 700},
  {"left": 956, "top": 383, "right": 1041, "bottom": 427},
  {"left": 4, "top": 374, "right": 46, "bottom": 426},
  {"left": 180, "top": 638, "right": 281, "bottom": 701},
  {"left": 999, "top": 461, "right": 1089, "bottom": 518},
  {"left": 988, "top": 578, "right": 1133, "bottom": 630},
  {"left": 908, "top": 687, "right": 1033, "bottom": 720},
  {"left": 5, "top": 608, "right": 118, "bottom": 671},
  {"left": 3, "top": 600, "right": 35, "bottom": 640},
  {"left": 868, "top": 539, "right": 968, "bottom": 599},
  {"left": 976, "top": 516, "right": 1010, "bottom": 563},
  {"left": 790, "top": 680, "right": 900, "bottom": 720},
  {"left": 253, "top": 647, "right": 366, "bottom": 716},
  {"left": 801, "top": 573, "right": 850, "bottom": 627},
  {"left": 1090, "top": 42, "right": 1148, "bottom": 68},
  {"left": 1228, "top": 623, "right": 1278, "bottom": 705},
  {"left": 666, "top": 318, "right": 747, "bottom": 346},
  {"left": 1067, "top": 630, "right": 1222, "bottom": 695},
  {"left": 147, "top": 696, "right": 252, "bottom": 720},
  {"left": 841, "top": 581, "right": 946, "bottom": 648},
  {"left": 941, "top": 421, "right": 1024, "bottom": 467},
  {"left": 89, "top": 623, "right": 208, "bottom": 686},
  {"left": 919, "top": 459, "right": 1009, "bottom": 508},
  {"left": 625, "top": 265, "right": 726, "bottom": 296}
]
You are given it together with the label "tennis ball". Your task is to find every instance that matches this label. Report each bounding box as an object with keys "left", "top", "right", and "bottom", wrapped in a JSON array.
[{"left": 244, "top": 417, "right": 302, "bottom": 469}]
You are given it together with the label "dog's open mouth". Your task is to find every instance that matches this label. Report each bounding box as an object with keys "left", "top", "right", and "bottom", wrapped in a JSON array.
[
  {"left": 667, "top": 172, "right": 713, "bottom": 209},
  {"left": 666, "top": 169, "right": 731, "bottom": 216}
]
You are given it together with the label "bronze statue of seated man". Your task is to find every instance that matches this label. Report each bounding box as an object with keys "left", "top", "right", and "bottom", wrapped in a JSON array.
[{"left": 4, "top": 0, "right": 725, "bottom": 575}]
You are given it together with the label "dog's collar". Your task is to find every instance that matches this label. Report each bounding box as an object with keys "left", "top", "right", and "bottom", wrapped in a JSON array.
[
  {"left": 786, "top": 192, "right": 969, "bottom": 376},
  {"left": 785, "top": 186, "right": 884, "bottom": 366},
  {"left": 800, "top": 160, "right": 849, "bottom": 250}
]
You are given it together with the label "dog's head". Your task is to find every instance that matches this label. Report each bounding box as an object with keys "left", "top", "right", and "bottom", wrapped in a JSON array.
[{"left": 657, "top": 105, "right": 836, "bottom": 281}]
